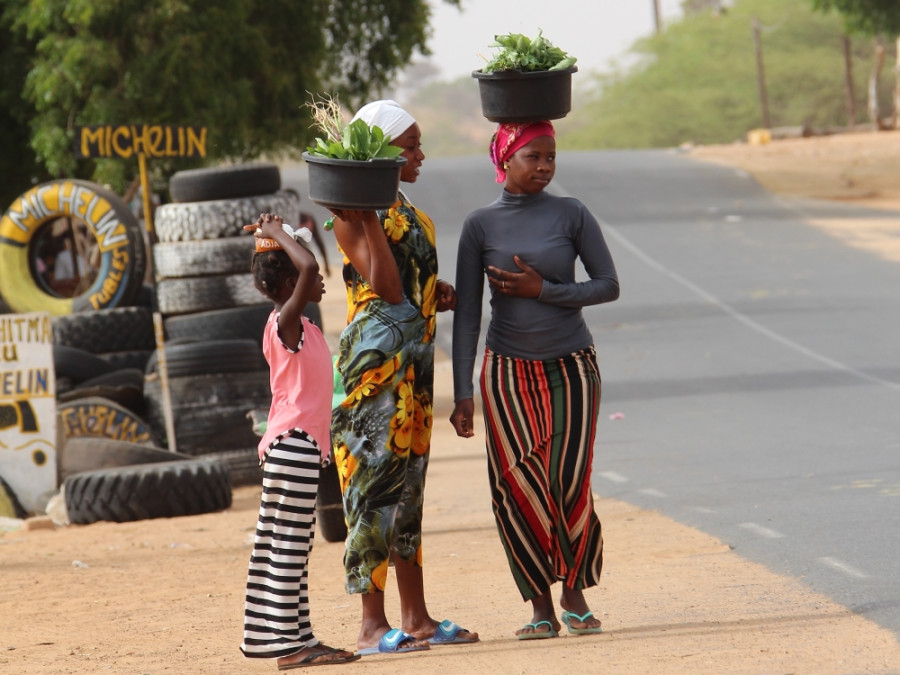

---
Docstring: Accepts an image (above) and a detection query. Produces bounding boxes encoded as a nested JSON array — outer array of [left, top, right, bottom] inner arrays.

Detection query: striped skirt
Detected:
[[241, 430, 320, 659], [480, 347, 604, 601]]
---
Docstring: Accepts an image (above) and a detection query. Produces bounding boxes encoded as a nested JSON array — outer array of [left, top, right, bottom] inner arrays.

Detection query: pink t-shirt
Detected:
[[258, 310, 333, 461]]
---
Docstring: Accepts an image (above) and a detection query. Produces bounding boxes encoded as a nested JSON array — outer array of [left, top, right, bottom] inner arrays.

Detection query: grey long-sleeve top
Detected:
[[452, 189, 620, 402]]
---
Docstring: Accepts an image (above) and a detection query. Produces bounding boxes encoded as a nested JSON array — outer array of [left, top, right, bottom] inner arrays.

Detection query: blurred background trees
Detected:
[[558, 0, 897, 151], [2, 0, 899, 212], [0, 0, 457, 209], [811, 0, 900, 127]]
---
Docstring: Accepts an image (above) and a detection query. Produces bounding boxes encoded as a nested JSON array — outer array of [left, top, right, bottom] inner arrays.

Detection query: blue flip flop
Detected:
[[428, 619, 479, 645], [516, 620, 559, 640], [357, 628, 430, 656], [560, 610, 603, 635]]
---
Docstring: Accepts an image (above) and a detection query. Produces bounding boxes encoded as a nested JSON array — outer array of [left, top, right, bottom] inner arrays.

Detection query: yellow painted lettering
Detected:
[[112, 126, 133, 158], [187, 127, 207, 158]]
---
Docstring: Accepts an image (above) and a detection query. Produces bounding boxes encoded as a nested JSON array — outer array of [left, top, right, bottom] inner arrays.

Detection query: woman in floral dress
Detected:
[[329, 100, 477, 655]]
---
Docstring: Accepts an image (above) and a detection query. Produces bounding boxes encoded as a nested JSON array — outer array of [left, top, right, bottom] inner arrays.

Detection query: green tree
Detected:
[[0, 7, 52, 210], [811, 0, 900, 127], [559, 0, 892, 150], [0, 0, 457, 209], [811, 0, 900, 34]]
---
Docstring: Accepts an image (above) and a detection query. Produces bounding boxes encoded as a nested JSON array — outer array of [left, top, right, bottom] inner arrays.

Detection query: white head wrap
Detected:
[[351, 99, 416, 143]]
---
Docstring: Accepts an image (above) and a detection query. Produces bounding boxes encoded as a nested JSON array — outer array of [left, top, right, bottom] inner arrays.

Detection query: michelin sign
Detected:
[[0, 313, 57, 516]]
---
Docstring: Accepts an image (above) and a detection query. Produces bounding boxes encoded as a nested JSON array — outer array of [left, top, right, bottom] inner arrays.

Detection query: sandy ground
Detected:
[[3, 131, 900, 674], [691, 129, 900, 263]]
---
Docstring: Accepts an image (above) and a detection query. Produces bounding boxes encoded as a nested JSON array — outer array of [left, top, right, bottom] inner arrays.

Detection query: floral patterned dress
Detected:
[[331, 192, 438, 594]]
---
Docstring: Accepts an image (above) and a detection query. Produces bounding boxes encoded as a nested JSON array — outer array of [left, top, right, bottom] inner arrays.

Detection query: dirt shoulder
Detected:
[[3, 134, 900, 673], [690, 129, 900, 263]]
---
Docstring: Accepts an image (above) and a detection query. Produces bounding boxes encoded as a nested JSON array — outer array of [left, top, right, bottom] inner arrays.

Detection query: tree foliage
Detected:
[[811, 0, 900, 36], [558, 0, 895, 150], [0, 0, 458, 208]]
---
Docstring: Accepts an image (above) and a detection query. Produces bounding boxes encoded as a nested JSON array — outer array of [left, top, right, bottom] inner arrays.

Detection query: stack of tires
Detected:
[[146, 163, 301, 486], [0, 178, 233, 524]]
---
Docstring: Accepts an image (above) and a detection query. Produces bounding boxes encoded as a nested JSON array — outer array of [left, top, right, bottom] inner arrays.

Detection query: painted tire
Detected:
[[0, 179, 147, 315], [57, 396, 157, 446]]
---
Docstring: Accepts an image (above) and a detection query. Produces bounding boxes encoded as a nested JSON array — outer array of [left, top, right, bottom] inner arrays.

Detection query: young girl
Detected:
[[239, 212, 359, 669]]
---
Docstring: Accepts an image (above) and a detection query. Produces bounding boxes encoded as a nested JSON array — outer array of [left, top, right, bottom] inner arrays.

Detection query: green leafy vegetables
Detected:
[[481, 30, 577, 74], [305, 95, 403, 161]]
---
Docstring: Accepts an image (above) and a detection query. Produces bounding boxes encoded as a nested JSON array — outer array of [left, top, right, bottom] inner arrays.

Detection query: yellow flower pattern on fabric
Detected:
[[334, 442, 357, 492], [389, 366, 416, 455], [422, 274, 437, 343], [332, 192, 440, 594], [343, 354, 401, 407], [414, 207, 436, 248], [348, 283, 379, 323], [411, 389, 433, 456], [371, 560, 389, 591], [384, 211, 411, 242]]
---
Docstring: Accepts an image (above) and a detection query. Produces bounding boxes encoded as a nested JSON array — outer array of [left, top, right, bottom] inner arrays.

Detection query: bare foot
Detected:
[[276, 643, 360, 669]]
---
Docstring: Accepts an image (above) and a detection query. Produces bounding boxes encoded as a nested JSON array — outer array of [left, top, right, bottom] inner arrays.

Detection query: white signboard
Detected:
[[0, 313, 57, 515]]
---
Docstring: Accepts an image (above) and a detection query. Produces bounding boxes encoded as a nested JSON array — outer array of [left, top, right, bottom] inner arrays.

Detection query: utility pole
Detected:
[[751, 17, 771, 129], [653, 0, 662, 34], [842, 35, 856, 128]]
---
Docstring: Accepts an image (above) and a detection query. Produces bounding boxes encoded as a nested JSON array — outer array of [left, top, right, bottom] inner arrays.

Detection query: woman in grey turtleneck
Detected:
[[450, 120, 619, 640]]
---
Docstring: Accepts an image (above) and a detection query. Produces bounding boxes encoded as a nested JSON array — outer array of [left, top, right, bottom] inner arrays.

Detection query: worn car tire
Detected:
[[53, 345, 117, 385], [152, 236, 254, 279], [164, 304, 271, 345], [144, 339, 265, 377], [60, 437, 190, 483], [143, 370, 270, 454], [316, 461, 347, 543], [168, 163, 281, 203], [200, 448, 262, 488], [52, 306, 156, 354], [156, 273, 265, 315], [64, 457, 232, 524], [96, 349, 154, 372], [153, 190, 300, 242], [57, 369, 145, 413]]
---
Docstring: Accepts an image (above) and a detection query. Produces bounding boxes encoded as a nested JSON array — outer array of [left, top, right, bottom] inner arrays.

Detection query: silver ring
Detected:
[[502, 281, 506, 289]]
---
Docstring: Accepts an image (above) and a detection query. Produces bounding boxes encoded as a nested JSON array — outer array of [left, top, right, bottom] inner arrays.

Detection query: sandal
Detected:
[[277, 644, 360, 669]]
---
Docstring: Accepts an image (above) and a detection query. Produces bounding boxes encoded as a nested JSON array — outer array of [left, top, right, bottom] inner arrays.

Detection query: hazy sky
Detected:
[[423, 0, 684, 79]]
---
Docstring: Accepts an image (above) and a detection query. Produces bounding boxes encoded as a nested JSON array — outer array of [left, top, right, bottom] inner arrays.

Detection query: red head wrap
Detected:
[[489, 120, 555, 183]]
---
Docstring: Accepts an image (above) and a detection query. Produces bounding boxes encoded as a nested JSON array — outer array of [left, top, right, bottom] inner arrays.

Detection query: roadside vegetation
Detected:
[[404, 0, 900, 155], [0, 0, 458, 210]]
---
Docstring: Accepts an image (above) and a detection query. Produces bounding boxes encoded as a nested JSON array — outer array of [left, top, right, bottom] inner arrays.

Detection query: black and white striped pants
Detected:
[[240, 430, 321, 659]]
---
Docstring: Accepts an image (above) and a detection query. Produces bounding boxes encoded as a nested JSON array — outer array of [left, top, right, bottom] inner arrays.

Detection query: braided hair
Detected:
[[250, 249, 298, 301]]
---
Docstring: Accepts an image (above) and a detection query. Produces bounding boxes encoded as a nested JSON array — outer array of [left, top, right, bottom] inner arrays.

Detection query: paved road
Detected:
[[284, 150, 900, 640]]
